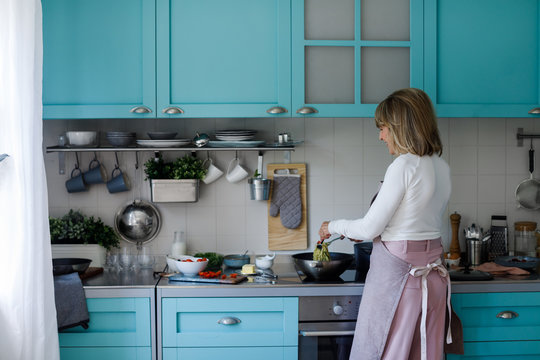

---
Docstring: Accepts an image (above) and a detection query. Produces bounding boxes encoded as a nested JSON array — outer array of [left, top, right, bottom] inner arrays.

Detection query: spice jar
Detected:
[[514, 221, 537, 257]]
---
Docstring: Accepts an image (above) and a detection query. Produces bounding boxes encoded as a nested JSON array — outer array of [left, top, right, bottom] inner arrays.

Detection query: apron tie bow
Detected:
[[409, 258, 452, 360]]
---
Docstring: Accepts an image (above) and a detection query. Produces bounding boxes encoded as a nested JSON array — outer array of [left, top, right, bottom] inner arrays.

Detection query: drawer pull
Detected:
[[162, 106, 184, 114], [130, 106, 152, 114], [496, 311, 518, 319], [528, 107, 540, 114], [296, 106, 318, 114], [266, 106, 288, 114], [217, 316, 241, 325]]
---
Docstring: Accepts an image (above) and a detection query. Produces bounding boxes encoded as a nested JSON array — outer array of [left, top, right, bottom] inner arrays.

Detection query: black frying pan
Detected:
[[52, 258, 91, 276]]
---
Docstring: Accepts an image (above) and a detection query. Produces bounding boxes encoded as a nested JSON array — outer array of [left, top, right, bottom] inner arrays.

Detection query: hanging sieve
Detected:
[[515, 141, 540, 210]]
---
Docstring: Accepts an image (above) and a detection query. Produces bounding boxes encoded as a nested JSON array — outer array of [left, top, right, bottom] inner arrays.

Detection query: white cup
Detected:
[[202, 158, 224, 184], [226, 158, 249, 183]]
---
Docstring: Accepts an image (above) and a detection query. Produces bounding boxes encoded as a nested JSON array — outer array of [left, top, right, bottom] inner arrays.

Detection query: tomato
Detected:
[[196, 258, 204, 262], [230, 273, 237, 278], [221, 274, 227, 279], [183, 259, 193, 262]]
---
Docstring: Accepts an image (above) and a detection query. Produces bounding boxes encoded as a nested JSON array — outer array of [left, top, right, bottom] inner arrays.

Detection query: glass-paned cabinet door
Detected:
[[292, 0, 423, 117]]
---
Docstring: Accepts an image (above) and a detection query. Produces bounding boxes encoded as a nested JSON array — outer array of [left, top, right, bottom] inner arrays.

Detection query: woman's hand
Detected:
[[318, 221, 332, 240]]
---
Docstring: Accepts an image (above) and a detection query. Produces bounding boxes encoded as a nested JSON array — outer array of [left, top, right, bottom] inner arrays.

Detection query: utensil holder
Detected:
[[248, 178, 271, 200], [467, 238, 488, 266]]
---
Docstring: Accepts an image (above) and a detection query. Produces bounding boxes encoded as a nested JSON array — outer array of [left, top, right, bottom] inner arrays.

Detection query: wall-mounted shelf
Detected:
[[46, 145, 297, 174]]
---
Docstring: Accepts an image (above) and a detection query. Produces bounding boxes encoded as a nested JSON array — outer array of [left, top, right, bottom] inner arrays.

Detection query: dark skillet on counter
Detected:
[[52, 258, 91, 276], [292, 252, 353, 280]]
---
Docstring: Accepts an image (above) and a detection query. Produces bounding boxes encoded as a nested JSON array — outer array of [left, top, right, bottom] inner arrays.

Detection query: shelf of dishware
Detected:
[[45, 144, 296, 153]]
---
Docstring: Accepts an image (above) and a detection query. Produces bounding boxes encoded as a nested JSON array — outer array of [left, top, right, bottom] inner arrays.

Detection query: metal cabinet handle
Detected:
[[130, 106, 152, 114], [496, 310, 518, 319], [162, 106, 184, 114], [217, 316, 241, 325], [266, 106, 288, 114], [529, 107, 540, 114], [300, 330, 355, 337], [296, 106, 318, 114]]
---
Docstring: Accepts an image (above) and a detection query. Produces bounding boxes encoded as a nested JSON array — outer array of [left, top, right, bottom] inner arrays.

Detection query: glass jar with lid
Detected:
[[514, 221, 537, 257]]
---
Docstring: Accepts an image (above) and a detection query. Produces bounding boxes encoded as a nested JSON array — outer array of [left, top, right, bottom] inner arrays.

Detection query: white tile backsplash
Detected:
[[44, 117, 540, 257]]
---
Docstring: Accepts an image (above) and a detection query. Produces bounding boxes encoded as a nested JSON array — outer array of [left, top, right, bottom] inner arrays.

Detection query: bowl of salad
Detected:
[[174, 255, 208, 276]]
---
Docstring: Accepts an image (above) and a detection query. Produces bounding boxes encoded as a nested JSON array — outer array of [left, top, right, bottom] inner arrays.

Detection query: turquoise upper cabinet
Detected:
[[156, 0, 291, 118], [42, 0, 156, 119], [424, 0, 540, 117], [291, 0, 423, 117]]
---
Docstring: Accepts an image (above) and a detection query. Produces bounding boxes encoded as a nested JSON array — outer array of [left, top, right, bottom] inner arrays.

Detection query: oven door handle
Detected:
[[299, 330, 356, 337]]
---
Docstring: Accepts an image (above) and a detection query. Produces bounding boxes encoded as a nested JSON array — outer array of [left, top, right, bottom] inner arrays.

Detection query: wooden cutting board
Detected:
[[168, 274, 247, 284], [267, 163, 307, 250]]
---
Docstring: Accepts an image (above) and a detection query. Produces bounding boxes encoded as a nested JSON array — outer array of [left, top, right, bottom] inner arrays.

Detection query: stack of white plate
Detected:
[[106, 132, 136, 146], [214, 129, 257, 141]]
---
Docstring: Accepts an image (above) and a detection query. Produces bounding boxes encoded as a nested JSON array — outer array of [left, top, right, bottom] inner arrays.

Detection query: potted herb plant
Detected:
[[49, 210, 120, 266], [144, 153, 207, 203]]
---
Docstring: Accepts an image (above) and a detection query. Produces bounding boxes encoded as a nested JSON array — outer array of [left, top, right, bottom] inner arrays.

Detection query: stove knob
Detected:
[[333, 304, 344, 315]]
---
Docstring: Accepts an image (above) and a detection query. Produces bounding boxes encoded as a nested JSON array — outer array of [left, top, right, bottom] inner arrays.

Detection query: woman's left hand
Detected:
[[319, 221, 332, 240]]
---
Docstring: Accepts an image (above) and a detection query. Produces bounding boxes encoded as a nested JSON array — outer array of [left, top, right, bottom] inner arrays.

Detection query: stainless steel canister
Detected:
[[467, 238, 486, 266]]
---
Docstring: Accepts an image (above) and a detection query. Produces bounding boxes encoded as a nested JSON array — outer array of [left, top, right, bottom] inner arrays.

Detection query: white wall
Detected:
[[43, 117, 540, 258]]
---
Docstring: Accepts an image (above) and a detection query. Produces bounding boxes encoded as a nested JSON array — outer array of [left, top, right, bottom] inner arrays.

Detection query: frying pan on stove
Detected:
[[292, 252, 353, 280], [515, 142, 540, 210]]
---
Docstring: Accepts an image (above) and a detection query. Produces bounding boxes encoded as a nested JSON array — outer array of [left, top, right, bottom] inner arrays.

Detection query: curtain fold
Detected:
[[0, 0, 60, 359]]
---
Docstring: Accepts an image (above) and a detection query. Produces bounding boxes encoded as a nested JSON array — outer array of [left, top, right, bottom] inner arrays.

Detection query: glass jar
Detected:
[[171, 231, 187, 257], [514, 221, 537, 257]]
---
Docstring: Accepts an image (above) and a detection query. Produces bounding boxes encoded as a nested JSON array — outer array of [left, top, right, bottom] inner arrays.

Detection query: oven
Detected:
[[298, 295, 361, 360]]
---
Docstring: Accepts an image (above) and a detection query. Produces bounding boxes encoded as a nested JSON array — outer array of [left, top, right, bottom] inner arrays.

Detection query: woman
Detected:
[[319, 88, 454, 360]]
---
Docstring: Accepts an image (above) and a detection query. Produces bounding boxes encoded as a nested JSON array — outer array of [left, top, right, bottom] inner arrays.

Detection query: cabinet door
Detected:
[[60, 347, 151, 360], [42, 0, 156, 119], [156, 0, 291, 118], [446, 341, 540, 360], [163, 346, 297, 360], [59, 298, 151, 347], [424, 0, 540, 117], [291, 0, 423, 117]]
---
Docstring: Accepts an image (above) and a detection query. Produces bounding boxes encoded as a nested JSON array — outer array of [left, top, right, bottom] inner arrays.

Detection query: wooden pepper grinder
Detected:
[[450, 212, 461, 259]]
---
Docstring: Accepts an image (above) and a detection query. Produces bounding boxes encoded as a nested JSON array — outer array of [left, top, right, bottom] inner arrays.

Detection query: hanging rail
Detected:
[[517, 128, 540, 147]]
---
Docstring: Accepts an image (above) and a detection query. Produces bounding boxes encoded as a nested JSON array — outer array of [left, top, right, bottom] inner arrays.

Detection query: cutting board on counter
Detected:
[[168, 274, 247, 284], [267, 163, 307, 250]]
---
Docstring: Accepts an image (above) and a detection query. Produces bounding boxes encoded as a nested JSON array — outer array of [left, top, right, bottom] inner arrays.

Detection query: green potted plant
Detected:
[[144, 153, 207, 203], [50, 210, 120, 266]]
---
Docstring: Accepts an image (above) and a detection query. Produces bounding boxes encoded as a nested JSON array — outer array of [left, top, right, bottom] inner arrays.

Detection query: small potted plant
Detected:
[[144, 153, 207, 203], [248, 169, 272, 201], [49, 210, 120, 266]]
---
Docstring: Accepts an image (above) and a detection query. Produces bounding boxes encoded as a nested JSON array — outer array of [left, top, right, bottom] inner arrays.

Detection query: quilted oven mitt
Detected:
[[269, 174, 302, 229]]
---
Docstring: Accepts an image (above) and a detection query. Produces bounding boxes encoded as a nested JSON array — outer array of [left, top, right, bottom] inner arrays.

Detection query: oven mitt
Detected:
[[269, 174, 302, 229]]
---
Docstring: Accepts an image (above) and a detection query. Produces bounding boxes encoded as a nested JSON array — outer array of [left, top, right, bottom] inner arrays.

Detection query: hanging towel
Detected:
[[53, 272, 89, 331], [269, 174, 302, 229]]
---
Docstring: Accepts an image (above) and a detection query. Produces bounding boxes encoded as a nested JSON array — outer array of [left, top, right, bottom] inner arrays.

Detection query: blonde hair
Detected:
[[375, 88, 442, 156]]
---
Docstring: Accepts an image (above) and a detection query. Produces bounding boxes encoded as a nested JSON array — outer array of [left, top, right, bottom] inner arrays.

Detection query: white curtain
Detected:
[[0, 0, 60, 359]]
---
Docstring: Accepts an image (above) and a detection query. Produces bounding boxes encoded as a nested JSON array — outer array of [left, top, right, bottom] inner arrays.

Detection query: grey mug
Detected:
[[106, 167, 130, 193], [83, 158, 107, 184], [65, 167, 88, 193]]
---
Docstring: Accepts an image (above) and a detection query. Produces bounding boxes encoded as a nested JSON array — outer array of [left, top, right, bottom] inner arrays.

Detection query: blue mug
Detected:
[[83, 159, 107, 184], [65, 167, 88, 193], [106, 167, 130, 193]]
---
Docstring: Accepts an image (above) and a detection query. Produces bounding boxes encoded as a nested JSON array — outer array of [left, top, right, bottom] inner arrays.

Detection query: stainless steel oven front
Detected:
[[298, 295, 361, 360]]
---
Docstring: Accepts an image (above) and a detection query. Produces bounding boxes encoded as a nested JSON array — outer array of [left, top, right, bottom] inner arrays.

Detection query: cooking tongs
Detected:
[[317, 235, 345, 248]]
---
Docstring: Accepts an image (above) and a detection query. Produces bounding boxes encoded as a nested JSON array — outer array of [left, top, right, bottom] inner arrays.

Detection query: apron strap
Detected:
[[409, 258, 452, 360]]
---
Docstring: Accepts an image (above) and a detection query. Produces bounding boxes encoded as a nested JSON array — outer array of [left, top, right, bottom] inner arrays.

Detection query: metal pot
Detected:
[[52, 258, 91, 276], [292, 252, 353, 280], [114, 199, 161, 246]]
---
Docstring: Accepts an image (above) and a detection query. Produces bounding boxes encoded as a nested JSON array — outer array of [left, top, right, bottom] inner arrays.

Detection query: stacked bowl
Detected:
[[106, 131, 136, 146]]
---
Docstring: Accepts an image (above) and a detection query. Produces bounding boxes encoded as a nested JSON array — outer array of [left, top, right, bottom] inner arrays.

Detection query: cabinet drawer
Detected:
[[452, 292, 540, 342], [446, 340, 540, 359], [59, 298, 151, 347], [60, 346, 151, 360], [163, 346, 297, 360], [162, 297, 298, 348]]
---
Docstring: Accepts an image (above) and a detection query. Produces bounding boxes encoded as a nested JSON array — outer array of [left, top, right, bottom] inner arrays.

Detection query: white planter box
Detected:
[[51, 244, 106, 267], [150, 179, 200, 203]]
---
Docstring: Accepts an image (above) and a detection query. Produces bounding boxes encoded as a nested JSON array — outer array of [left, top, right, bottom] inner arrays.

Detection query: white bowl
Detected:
[[166, 256, 179, 272], [255, 256, 274, 270], [174, 255, 208, 276], [66, 131, 98, 146]]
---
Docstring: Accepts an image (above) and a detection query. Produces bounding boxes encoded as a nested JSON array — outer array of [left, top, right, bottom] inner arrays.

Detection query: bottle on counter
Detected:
[[171, 231, 187, 257]]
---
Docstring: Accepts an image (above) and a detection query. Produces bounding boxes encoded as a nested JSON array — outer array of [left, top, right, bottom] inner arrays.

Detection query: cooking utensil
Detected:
[[515, 141, 540, 210], [292, 252, 353, 280], [193, 132, 210, 147], [52, 258, 92, 276], [319, 235, 345, 247], [114, 199, 161, 246], [449, 264, 493, 281]]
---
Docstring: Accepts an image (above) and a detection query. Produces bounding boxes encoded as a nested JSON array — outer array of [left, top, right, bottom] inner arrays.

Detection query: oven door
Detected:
[[298, 321, 356, 360]]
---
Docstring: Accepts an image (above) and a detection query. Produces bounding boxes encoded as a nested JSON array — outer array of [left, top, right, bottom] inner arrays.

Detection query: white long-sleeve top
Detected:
[[329, 153, 451, 242]]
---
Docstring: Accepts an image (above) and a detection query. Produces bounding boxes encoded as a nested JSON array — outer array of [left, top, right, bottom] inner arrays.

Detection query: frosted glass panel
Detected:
[[305, 0, 354, 40], [361, 47, 409, 104], [361, 0, 409, 41], [305, 46, 355, 104]]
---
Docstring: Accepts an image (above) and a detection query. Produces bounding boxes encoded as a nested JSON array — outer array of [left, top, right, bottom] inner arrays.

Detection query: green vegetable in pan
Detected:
[[313, 242, 331, 261]]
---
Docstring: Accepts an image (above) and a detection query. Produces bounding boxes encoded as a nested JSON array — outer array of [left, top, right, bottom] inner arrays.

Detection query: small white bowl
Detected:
[[66, 131, 98, 146], [445, 257, 461, 268], [174, 255, 208, 276], [255, 255, 274, 270]]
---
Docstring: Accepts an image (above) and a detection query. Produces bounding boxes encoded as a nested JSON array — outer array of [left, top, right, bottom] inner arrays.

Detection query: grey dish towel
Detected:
[[53, 272, 90, 331], [269, 174, 302, 229]]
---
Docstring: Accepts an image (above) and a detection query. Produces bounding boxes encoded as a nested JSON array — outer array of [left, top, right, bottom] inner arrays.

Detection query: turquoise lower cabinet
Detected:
[[59, 297, 152, 359], [447, 292, 540, 359], [162, 297, 298, 359], [163, 346, 297, 359]]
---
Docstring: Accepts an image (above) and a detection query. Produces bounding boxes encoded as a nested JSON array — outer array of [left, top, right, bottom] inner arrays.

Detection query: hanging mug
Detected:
[[202, 158, 223, 184], [106, 166, 130, 193], [83, 157, 107, 184], [65, 166, 88, 193], [226, 157, 248, 183]]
